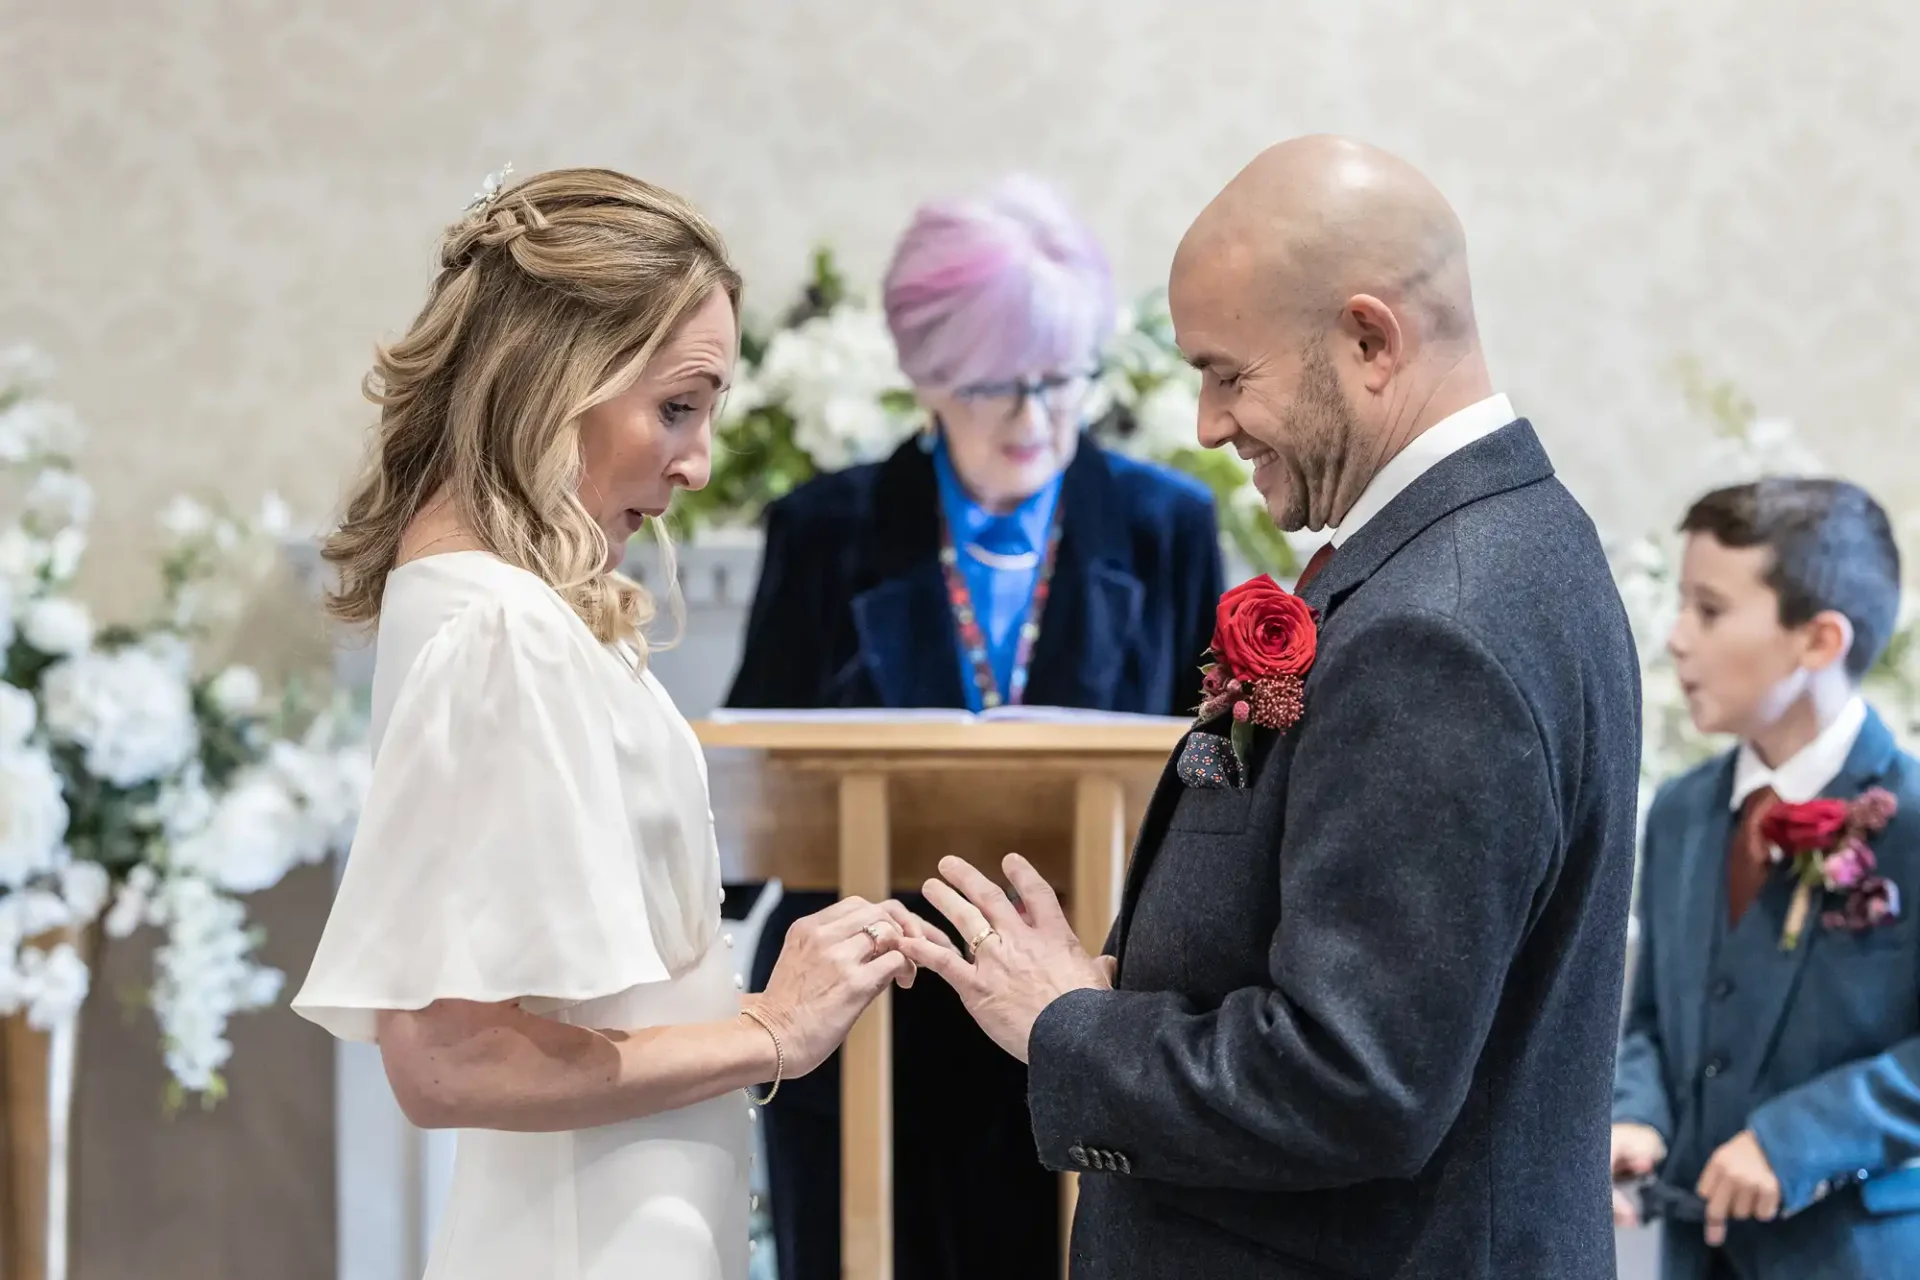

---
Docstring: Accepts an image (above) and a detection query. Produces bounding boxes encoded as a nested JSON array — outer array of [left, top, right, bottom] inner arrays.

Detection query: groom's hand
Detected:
[[898, 853, 1112, 1063]]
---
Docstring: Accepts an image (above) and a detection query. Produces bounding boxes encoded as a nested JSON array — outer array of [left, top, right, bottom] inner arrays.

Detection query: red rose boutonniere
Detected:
[[1761, 787, 1901, 950], [1196, 576, 1319, 774]]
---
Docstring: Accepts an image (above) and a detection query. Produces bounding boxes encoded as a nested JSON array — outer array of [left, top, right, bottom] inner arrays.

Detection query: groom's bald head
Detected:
[[1169, 136, 1492, 533], [1177, 135, 1476, 347]]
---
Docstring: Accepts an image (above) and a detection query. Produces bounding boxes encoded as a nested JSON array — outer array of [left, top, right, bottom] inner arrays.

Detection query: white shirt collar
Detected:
[[1329, 393, 1516, 548], [1729, 695, 1869, 810]]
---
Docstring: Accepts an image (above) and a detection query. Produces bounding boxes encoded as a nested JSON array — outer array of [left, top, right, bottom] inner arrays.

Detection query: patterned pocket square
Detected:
[[1176, 731, 1242, 790]]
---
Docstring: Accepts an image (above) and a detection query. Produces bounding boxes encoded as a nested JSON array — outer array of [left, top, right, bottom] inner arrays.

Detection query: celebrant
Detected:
[[724, 175, 1224, 1280]]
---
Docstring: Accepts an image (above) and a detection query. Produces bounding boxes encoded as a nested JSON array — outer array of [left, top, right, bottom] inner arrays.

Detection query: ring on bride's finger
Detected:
[[863, 921, 889, 960], [966, 925, 997, 958]]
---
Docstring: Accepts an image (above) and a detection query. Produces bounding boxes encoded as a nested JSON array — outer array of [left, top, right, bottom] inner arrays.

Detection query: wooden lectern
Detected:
[[694, 716, 1185, 1280]]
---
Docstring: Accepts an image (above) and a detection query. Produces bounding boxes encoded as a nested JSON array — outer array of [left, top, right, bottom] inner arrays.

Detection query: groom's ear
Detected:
[[1337, 294, 1402, 391]]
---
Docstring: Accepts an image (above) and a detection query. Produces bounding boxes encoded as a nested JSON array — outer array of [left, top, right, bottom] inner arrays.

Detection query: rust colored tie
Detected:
[[1295, 542, 1336, 593], [1727, 785, 1779, 926]]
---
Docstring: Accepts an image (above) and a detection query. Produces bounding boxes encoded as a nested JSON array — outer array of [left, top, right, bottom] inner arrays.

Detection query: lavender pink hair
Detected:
[[882, 175, 1116, 390]]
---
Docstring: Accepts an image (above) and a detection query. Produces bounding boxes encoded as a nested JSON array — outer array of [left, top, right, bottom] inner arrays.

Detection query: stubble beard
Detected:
[[1261, 343, 1362, 533]]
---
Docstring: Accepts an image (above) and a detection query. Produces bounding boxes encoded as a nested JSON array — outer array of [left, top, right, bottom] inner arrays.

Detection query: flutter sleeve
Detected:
[[291, 594, 669, 1042]]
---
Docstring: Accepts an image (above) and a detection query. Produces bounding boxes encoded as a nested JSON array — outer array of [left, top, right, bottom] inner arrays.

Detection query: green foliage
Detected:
[[1672, 357, 1758, 439], [666, 403, 818, 540]]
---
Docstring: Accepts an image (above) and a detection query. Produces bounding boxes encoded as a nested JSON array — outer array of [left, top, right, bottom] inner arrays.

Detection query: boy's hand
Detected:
[[1697, 1129, 1781, 1246], [1610, 1122, 1668, 1227]]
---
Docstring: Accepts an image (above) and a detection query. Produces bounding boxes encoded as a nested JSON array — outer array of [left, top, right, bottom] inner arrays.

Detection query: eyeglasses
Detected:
[[949, 369, 1101, 425]]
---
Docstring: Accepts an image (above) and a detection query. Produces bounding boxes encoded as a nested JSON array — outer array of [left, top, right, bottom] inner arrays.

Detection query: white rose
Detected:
[[255, 493, 292, 538], [169, 769, 302, 894], [0, 344, 54, 390], [0, 526, 46, 594], [0, 742, 69, 889], [40, 645, 199, 788], [23, 941, 91, 1029], [207, 665, 263, 717], [0, 403, 43, 464], [1128, 381, 1202, 458], [266, 737, 370, 863], [143, 632, 194, 678], [0, 950, 23, 1017], [45, 527, 85, 584], [243, 965, 285, 1008], [159, 496, 213, 540], [800, 394, 899, 472], [24, 469, 93, 532], [11, 888, 73, 938], [0, 401, 83, 463], [149, 763, 217, 842], [718, 368, 768, 424], [58, 859, 110, 922], [759, 307, 913, 469], [0, 684, 33, 749], [104, 865, 158, 939], [21, 596, 93, 657]]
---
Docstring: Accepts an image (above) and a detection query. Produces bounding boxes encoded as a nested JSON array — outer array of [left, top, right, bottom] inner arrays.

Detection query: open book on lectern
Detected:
[[704, 706, 1189, 728]]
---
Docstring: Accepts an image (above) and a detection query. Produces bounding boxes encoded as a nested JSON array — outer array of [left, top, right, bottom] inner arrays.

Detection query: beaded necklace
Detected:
[[934, 502, 1065, 710]]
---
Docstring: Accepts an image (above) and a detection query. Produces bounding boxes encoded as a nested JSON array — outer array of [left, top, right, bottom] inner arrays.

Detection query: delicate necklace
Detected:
[[963, 543, 1040, 572], [397, 529, 479, 563]]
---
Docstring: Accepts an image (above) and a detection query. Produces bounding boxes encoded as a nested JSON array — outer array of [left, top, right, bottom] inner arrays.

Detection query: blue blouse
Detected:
[[932, 439, 1063, 711]]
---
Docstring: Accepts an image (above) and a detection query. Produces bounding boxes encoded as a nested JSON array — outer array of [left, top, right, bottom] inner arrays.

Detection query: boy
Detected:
[[1613, 478, 1920, 1279]]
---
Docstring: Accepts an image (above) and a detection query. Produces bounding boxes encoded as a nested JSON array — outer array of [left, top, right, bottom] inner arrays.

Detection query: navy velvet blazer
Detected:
[[1616, 708, 1920, 1280], [725, 435, 1223, 717]]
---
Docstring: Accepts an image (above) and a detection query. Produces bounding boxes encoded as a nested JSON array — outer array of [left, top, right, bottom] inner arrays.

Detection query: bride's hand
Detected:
[[749, 897, 948, 1076]]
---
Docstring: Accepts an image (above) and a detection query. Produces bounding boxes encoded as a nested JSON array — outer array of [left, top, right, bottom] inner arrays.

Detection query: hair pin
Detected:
[[465, 162, 515, 215]]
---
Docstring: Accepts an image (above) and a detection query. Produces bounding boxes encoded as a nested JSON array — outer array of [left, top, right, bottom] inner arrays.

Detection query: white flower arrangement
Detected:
[[0, 346, 369, 1104]]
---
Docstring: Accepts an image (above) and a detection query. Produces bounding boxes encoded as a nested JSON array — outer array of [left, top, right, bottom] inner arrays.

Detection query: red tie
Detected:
[[1295, 542, 1336, 593], [1728, 786, 1779, 926]]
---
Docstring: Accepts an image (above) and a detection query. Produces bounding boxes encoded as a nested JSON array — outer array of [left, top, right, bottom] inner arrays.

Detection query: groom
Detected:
[[901, 136, 1642, 1279]]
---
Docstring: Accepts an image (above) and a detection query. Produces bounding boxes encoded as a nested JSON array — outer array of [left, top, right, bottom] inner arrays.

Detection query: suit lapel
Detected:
[[847, 441, 968, 708], [1123, 423, 1555, 961], [1748, 710, 1901, 1076], [1025, 442, 1145, 709], [1299, 420, 1554, 622]]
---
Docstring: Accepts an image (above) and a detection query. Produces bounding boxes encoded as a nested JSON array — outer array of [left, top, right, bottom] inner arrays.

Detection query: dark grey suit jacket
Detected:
[[1027, 422, 1642, 1279]]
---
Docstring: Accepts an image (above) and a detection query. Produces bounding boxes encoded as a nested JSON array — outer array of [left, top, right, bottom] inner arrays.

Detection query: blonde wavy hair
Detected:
[[324, 167, 742, 648]]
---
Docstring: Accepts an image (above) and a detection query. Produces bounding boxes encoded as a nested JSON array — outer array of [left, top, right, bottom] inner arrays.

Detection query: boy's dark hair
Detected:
[[1681, 478, 1903, 679]]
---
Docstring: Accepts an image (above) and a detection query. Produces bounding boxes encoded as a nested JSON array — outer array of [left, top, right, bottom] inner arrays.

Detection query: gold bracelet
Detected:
[[741, 1005, 784, 1106]]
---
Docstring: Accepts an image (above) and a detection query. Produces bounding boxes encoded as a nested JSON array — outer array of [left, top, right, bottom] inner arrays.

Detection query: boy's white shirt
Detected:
[[1730, 694, 1869, 810]]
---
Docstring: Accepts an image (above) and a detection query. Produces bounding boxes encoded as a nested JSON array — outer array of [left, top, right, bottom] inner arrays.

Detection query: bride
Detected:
[[292, 167, 934, 1279]]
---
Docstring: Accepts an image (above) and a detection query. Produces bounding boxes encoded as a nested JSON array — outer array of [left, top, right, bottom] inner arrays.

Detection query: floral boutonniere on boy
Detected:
[[1762, 786, 1902, 950], [1185, 577, 1319, 786]]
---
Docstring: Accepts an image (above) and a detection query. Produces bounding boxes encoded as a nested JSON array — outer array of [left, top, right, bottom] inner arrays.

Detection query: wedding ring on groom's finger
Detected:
[[862, 922, 890, 961], [966, 925, 998, 959]]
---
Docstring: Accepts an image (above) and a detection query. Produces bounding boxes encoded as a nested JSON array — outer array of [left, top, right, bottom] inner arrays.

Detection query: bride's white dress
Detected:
[[292, 551, 750, 1280]]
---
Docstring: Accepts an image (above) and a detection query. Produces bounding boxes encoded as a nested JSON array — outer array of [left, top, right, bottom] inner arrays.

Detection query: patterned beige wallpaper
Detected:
[[4, 0, 1919, 623]]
